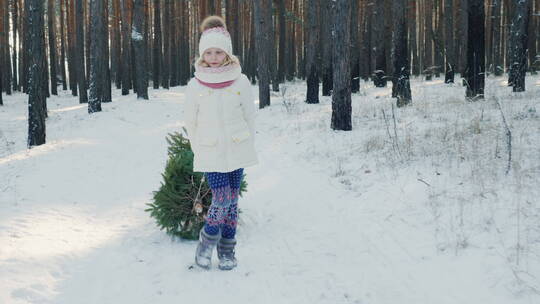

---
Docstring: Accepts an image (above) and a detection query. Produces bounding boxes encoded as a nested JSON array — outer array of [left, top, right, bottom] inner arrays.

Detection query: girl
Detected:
[[183, 16, 258, 270]]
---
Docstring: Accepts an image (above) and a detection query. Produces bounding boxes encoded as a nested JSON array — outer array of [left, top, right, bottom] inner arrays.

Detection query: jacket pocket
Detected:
[[195, 126, 218, 146], [232, 130, 251, 143], [229, 120, 251, 143]]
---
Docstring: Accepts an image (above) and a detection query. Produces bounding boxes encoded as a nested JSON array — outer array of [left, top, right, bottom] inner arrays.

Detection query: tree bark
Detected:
[[12, 0, 19, 91], [121, 0, 132, 94], [27, 0, 47, 147], [350, 0, 359, 93], [133, 0, 149, 99], [305, 0, 319, 104], [253, 0, 271, 108], [75, 0, 88, 103], [152, 0, 161, 89], [48, 0, 58, 95], [465, 0, 485, 100], [59, 0, 68, 90], [444, 0, 455, 83], [392, 0, 412, 107], [372, 0, 386, 86], [509, 0, 530, 92], [331, 0, 351, 131], [162, 0, 170, 89], [491, 0, 503, 75], [321, 0, 333, 95], [89, 0, 103, 113]]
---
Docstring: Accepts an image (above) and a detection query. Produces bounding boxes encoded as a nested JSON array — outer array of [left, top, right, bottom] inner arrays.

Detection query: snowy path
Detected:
[[0, 87, 536, 304]]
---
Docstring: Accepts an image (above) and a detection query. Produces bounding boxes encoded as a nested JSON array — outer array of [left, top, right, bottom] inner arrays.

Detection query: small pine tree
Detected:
[[146, 130, 247, 240]]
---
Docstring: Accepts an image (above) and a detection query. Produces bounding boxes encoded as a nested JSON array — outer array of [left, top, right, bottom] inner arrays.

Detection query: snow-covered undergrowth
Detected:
[[0, 74, 539, 303], [261, 75, 540, 293]]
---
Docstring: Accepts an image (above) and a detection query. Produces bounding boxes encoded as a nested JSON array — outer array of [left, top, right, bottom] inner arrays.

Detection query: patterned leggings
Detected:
[[204, 168, 244, 239]]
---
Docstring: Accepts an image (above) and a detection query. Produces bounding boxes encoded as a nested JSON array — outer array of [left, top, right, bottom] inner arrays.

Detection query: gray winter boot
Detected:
[[217, 237, 238, 270], [195, 229, 220, 269]]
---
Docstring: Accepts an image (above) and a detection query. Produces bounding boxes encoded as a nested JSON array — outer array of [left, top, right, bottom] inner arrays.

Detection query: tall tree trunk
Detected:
[[424, 0, 434, 80], [85, 0, 91, 83], [68, 0, 77, 95], [509, 0, 530, 92], [89, 0, 103, 113], [27, 0, 47, 147], [75, 0, 88, 103], [277, 0, 286, 82], [491, 0, 503, 75], [253, 0, 271, 108], [392, 0, 412, 107], [162, 0, 170, 89], [1, 0, 12, 95], [372, 0, 386, 86], [152, 0, 161, 89], [359, 0, 371, 80], [48, 0, 58, 95], [102, 1, 111, 102], [133, 0, 149, 99], [121, 0, 132, 94], [465, 0, 485, 100], [409, 0, 419, 76], [350, 0, 359, 93], [305, 0, 319, 104], [331, 0, 351, 131], [526, 0, 536, 73], [458, 0, 469, 79], [12, 0, 19, 91], [112, 0, 121, 89], [444, 0, 455, 83], [321, 0, 333, 95], [59, 0, 68, 90]]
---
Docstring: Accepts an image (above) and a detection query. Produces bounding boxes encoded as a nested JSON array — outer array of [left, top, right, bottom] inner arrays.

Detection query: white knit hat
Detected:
[[198, 27, 233, 57]]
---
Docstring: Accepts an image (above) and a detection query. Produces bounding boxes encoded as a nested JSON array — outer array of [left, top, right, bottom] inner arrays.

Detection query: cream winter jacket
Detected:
[[183, 74, 259, 173]]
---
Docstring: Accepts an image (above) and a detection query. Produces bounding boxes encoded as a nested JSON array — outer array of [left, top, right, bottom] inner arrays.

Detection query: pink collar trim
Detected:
[[196, 78, 236, 89]]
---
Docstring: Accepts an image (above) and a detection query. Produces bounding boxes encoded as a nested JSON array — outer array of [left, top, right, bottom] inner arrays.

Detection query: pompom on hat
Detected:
[[198, 16, 233, 58]]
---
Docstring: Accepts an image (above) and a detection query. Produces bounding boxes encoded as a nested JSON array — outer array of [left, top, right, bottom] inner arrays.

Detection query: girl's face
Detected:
[[203, 48, 227, 67]]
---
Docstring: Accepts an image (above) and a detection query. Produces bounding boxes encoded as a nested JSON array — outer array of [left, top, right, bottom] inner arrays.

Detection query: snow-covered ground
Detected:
[[1, 75, 539, 304]]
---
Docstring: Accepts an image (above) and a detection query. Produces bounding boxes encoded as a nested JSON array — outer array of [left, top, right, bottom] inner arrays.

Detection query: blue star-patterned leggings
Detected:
[[203, 168, 244, 239]]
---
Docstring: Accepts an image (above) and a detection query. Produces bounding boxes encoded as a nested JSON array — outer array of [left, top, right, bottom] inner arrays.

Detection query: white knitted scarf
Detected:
[[194, 59, 242, 84]]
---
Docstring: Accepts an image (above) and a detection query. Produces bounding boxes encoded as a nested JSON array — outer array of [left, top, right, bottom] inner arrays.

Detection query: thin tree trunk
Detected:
[[372, 0, 386, 86], [509, 0, 530, 92], [331, 0, 351, 131], [27, 0, 47, 147], [75, 0, 88, 103], [492, 0, 503, 75], [152, 0, 161, 89], [392, 0, 412, 107], [133, 0, 149, 99], [12, 0, 19, 91], [68, 0, 77, 95], [48, 0, 58, 95], [444, 0, 455, 83], [321, 0, 333, 95], [409, 0, 419, 76], [2, 0, 12, 95], [112, 0, 121, 89], [102, 1, 111, 102], [89, 0, 103, 113], [253, 0, 271, 108], [424, 0, 434, 80], [59, 0, 68, 90], [305, 0, 319, 104], [121, 0, 132, 94], [465, 0, 485, 99], [162, 0, 170, 89], [350, 0, 359, 93]]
